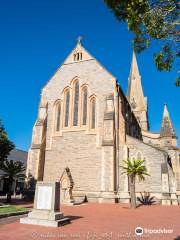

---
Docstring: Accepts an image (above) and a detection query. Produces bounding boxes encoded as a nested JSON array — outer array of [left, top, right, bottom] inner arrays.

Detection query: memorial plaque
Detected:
[[37, 185, 52, 210], [104, 121, 113, 139], [162, 174, 169, 193]]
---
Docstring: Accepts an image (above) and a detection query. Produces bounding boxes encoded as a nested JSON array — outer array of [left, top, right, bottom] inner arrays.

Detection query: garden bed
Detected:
[[0, 206, 29, 219]]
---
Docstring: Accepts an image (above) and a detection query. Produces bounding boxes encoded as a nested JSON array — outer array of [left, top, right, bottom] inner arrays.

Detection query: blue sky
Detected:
[[0, 0, 179, 151]]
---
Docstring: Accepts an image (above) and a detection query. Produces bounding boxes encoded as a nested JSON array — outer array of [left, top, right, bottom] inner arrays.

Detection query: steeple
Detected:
[[127, 50, 149, 131], [128, 50, 140, 85], [160, 104, 176, 138], [77, 36, 83, 46]]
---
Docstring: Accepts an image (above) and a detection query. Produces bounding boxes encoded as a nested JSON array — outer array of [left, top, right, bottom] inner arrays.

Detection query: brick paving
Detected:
[[0, 203, 179, 240]]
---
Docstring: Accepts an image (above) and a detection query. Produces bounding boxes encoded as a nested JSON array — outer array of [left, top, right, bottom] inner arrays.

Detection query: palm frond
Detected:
[[0, 159, 25, 179], [122, 158, 150, 180]]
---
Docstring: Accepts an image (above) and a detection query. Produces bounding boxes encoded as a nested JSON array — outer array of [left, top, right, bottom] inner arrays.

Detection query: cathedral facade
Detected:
[[26, 40, 180, 205]]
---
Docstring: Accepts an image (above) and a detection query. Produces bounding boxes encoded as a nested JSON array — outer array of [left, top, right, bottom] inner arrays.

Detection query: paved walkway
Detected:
[[0, 203, 179, 240]]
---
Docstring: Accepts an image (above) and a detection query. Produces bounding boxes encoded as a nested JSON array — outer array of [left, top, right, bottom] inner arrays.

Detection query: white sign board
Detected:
[[37, 186, 52, 210], [162, 174, 169, 193]]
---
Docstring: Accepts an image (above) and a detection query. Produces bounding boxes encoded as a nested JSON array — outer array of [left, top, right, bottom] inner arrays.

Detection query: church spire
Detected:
[[129, 50, 140, 83], [127, 50, 144, 103], [160, 104, 176, 138], [127, 50, 149, 131]]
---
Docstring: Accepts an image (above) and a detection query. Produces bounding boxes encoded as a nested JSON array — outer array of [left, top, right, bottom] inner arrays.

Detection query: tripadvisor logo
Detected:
[[135, 227, 143, 236]]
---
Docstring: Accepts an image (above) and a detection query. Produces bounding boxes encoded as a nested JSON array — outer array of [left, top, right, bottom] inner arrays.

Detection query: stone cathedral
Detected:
[[26, 40, 180, 205]]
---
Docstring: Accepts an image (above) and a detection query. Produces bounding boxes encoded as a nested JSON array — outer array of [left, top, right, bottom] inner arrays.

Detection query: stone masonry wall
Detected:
[[126, 135, 167, 193], [44, 131, 102, 191], [42, 57, 117, 197]]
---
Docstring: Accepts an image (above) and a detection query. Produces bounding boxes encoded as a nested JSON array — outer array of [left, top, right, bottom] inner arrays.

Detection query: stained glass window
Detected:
[[137, 152, 143, 160], [64, 90, 70, 127], [56, 103, 61, 131], [82, 88, 87, 125], [73, 81, 79, 126], [91, 98, 96, 129]]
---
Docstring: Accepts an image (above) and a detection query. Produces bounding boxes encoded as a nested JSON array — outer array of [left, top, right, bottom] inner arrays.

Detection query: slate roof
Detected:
[[7, 149, 28, 166]]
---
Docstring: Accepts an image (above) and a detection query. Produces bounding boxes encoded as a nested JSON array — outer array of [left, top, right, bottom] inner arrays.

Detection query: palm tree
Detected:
[[0, 160, 26, 203], [122, 159, 149, 209]]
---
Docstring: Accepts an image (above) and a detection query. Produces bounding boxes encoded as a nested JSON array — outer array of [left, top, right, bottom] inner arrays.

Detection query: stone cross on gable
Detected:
[[77, 36, 83, 45]]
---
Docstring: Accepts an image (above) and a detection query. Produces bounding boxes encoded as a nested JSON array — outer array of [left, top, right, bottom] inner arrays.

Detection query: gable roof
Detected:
[[43, 40, 116, 90], [8, 149, 28, 166]]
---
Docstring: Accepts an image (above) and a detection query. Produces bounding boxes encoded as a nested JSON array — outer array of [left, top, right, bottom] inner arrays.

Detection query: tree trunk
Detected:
[[6, 192, 11, 203], [129, 174, 136, 208], [6, 178, 13, 203]]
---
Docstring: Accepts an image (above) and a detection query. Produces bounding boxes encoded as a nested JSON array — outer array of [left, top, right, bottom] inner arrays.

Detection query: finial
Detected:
[[77, 36, 83, 45]]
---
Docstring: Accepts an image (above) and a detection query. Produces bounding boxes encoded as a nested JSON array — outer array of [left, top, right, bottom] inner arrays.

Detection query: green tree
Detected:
[[0, 120, 15, 164], [0, 160, 26, 203], [104, 0, 180, 85], [122, 159, 149, 208]]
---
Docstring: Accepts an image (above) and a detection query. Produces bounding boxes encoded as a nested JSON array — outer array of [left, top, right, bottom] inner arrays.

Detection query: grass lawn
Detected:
[[0, 206, 27, 214]]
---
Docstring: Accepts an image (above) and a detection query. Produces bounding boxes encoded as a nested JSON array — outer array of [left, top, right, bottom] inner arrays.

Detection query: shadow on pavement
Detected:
[[65, 215, 83, 221]]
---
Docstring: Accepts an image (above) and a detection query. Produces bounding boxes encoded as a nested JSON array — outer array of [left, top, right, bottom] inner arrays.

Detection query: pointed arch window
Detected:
[[55, 102, 61, 131], [82, 87, 88, 125], [73, 81, 79, 126], [136, 152, 142, 160], [136, 152, 146, 166], [64, 90, 70, 127], [73, 54, 76, 61], [74, 52, 82, 61], [90, 98, 96, 130]]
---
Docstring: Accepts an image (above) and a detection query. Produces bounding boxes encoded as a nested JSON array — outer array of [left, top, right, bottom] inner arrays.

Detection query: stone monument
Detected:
[[20, 181, 70, 227]]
